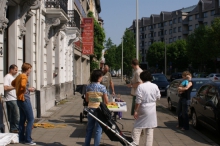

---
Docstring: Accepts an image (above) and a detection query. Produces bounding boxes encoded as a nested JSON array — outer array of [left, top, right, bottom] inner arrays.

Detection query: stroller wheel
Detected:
[[80, 112, 83, 123]]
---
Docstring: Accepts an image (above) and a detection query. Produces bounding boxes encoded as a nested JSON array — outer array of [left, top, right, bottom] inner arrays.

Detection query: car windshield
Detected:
[[152, 75, 167, 82], [192, 80, 209, 92], [215, 74, 220, 77]]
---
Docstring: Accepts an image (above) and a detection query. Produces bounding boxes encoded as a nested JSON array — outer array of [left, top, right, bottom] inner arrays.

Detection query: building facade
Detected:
[[130, 0, 220, 68], [0, 0, 102, 132]]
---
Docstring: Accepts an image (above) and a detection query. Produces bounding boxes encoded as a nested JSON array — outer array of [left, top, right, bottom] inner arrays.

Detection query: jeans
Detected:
[[6, 100, 20, 132], [84, 108, 102, 146], [177, 98, 189, 130], [17, 99, 34, 143], [132, 128, 154, 146]]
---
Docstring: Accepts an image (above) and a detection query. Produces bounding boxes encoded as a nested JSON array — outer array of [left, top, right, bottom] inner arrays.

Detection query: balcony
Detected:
[[182, 30, 189, 35], [44, 0, 69, 22], [67, 10, 75, 27], [198, 17, 204, 22], [182, 20, 189, 25]]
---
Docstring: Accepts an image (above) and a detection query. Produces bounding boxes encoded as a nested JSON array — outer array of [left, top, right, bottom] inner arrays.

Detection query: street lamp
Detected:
[[136, 0, 139, 60], [121, 37, 123, 82], [164, 39, 167, 76]]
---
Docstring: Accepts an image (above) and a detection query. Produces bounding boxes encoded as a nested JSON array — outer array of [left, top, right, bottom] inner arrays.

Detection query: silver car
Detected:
[[206, 73, 220, 81]]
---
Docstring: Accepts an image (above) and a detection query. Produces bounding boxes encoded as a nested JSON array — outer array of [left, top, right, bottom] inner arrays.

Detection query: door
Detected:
[[194, 85, 210, 122], [203, 86, 218, 130], [169, 80, 181, 107]]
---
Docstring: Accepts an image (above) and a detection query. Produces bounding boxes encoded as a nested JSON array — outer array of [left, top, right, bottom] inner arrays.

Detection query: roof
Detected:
[[181, 5, 197, 13]]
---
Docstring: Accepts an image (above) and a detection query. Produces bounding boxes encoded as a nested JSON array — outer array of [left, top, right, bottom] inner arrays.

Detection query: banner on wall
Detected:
[[82, 18, 94, 55]]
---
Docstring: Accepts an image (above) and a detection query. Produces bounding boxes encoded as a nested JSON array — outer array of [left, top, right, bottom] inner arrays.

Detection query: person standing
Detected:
[[84, 70, 108, 146], [12, 63, 36, 145], [101, 65, 115, 96], [3, 64, 19, 133], [127, 59, 143, 115], [177, 71, 193, 130], [132, 70, 161, 146]]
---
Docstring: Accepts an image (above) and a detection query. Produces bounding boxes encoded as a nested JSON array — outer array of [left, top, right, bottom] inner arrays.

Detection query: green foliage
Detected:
[[167, 39, 188, 70], [211, 18, 220, 54], [87, 11, 105, 69], [146, 42, 165, 69], [104, 38, 117, 69], [90, 60, 99, 71], [122, 29, 136, 77]]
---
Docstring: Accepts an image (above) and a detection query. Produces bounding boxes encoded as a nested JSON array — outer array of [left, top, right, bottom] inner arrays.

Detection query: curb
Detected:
[[157, 103, 219, 146]]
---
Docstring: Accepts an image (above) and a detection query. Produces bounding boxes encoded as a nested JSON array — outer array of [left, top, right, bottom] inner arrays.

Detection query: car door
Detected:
[[203, 86, 219, 130], [169, 80, 181, 107], [193, 85, 210, 122]]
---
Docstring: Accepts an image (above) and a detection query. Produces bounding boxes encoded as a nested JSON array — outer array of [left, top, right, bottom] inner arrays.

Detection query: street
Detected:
[[9, 77, 219, 146]]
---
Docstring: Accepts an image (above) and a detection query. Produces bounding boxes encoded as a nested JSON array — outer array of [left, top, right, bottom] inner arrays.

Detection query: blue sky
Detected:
[[100, 0, 199, 46]]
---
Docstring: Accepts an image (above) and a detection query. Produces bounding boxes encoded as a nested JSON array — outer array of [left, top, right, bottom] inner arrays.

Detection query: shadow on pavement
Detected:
[[36, 142, 66, 146]]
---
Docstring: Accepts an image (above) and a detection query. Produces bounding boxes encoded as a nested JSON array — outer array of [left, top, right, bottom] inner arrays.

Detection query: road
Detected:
[[158, 96, 220, 145]]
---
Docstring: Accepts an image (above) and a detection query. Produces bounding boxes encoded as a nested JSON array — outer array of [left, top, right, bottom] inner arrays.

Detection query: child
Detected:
[[178, 74, 192, 94], [113, 95, 123, 119]]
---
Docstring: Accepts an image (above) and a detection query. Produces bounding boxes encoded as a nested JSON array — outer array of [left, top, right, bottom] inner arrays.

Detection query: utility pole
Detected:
[[165, 39, 167, 76]]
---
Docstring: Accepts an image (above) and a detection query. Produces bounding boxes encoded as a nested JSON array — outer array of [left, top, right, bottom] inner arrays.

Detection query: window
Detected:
[[154, 24, 156, 28], [173, 18, 177, 24], [158, 31, 161, 36], [169, 38, 172, 43], [197, 85, 210, 100], [142, 41, 144, 47], [145, 34, 147, 38], [178, 17, 182, 23], [204, 22, 208, 25], [148, 33, 151, 37], [195, 14, 199, 19], [178, 26, 182, 32], [148, 26, 152, 30], [154, 32, 156, 37], [189, 16, 193, 21], [164, 30, 167, 35], [211, 10, 215, 16], [148, 41, 152, 46], [189, 25, 193, 31], [169, 20, 172, 25], [178, 36, 181, 39], [169, 29, 172, 34], [203, 12, 208, 18], [173, 37, 176, 41], [158, 23, 161, 28], [164, 21, 167, 26], [173, 27, 176, 33], [195, 24, 199, 29]]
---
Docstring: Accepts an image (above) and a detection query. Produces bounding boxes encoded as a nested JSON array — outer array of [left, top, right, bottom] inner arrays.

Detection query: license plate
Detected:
[[160, 90, 165, 92]]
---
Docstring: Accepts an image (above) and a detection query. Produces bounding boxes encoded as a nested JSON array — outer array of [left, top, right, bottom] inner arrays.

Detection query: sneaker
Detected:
[[25, 141, 36, 145]]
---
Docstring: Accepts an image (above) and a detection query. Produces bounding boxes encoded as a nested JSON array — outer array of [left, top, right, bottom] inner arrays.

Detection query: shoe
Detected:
[[25, 141, 36, 145]]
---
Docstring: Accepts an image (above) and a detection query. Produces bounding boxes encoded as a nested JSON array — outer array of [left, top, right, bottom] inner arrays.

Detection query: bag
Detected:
[[130, 96, 136, 115]]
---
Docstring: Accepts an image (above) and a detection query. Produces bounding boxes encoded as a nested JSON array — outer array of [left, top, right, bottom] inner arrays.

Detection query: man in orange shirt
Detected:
[[12, 63, 36, 145]]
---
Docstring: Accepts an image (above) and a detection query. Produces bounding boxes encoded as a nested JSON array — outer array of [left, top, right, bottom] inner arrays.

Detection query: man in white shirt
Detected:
[[4, 64, 19, 133]]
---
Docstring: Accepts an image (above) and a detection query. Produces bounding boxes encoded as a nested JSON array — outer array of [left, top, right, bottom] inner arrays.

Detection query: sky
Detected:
[[100, 0, 199, 46]]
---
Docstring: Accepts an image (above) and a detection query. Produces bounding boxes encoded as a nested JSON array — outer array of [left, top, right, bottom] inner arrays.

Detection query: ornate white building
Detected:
[[0, 0, 102, 132]]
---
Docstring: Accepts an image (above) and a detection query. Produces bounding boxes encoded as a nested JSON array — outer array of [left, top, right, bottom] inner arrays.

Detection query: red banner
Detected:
[[82, 18, 94, 55]]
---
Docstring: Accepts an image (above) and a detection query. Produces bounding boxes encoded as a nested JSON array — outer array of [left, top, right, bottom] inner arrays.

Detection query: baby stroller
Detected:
[[84, 102, 137, 146], [75, 84, 88, 123]]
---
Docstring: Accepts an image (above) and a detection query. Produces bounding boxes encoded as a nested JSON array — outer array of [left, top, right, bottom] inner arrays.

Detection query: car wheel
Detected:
[[168, 98, 174, 111], [191, 110, 199, 128]]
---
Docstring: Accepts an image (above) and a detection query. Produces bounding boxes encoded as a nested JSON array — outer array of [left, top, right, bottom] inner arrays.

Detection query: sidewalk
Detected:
[[9, 78, 218, 146]]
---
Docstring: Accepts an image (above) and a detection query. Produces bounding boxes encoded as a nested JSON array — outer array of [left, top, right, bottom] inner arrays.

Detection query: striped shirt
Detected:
[[86, 82, 107, 108]]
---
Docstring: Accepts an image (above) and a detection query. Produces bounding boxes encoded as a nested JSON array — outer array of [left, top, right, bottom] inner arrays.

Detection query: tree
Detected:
[[167, 39, 188, 71], [211, 18, 220, 56], [146, 42, 165, 70], [121, 29, 136, 77], [87, 11, 105, 71], [186, 25, 215, 70], [104, 38, 116, 69]]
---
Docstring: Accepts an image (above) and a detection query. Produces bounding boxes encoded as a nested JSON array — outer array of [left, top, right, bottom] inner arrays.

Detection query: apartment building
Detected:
[[0, 0, 102, 132], [130, 0, 220, 68]]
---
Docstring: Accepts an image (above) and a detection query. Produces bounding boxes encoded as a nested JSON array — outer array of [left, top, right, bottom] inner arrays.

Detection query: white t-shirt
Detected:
[[4, 74, 17, 101]]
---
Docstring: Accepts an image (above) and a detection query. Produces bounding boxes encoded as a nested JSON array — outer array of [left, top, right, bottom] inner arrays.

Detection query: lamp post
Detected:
[[121, 37, 123, 82], [165, 39, 167, 76], [136, 0, 139, 60]]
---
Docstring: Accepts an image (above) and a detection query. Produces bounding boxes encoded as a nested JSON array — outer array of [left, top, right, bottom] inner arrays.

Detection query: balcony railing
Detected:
[[45, 0, 68, 14], [67, 10, 75, 27]]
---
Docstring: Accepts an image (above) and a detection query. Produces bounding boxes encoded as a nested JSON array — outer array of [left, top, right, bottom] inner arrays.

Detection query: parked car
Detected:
[[191, 81, 220, 133], [206, 73, 220, 81], [111, 71, 116, 77], [194, 72, 209, 78], [170, 72, 182, 82], [152, 73, 169, 96], [167, 78, 211, 113]]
